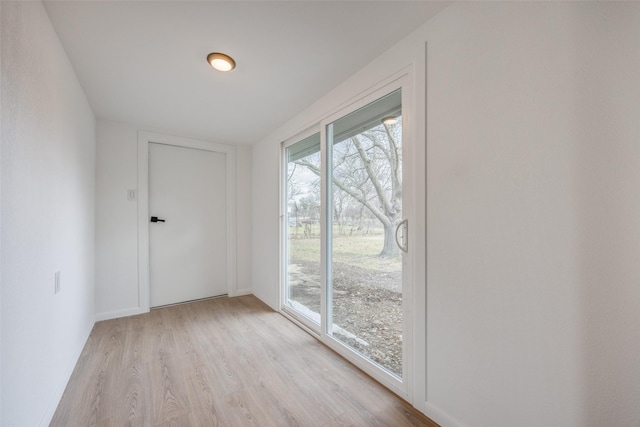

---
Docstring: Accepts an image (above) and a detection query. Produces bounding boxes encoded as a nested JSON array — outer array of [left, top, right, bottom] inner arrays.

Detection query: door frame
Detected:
[[320, 75, 414, 399], [279, 68, 414, 400], [137, 131, 237, 311]]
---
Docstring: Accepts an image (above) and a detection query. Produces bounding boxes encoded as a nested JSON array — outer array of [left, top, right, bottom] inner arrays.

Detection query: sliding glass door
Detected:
[[283, 132, 322, 328], [326, 89, 404, 378], [282, 83, 408, 392]]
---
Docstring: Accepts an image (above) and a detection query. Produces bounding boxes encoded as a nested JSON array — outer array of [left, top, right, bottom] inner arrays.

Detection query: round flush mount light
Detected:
[[382, 116, 397, 125], [207, 52, 236, 72]]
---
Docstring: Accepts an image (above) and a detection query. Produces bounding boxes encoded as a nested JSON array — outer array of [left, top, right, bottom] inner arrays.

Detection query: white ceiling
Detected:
[[44, 1, 448, 145]]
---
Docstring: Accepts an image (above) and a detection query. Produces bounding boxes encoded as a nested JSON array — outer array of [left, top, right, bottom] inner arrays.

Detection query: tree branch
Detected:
[[295, 159, 391, 227], [351, 135, 394, 217]]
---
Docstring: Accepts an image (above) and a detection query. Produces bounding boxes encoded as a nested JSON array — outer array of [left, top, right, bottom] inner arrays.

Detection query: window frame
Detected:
[[280, 126, 323, 335], [279, 69, 414, 399]]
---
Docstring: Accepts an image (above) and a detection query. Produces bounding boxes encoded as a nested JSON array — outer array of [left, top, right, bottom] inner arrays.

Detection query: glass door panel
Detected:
[[284, 133, 322, 326], [326, 90, 404, 378]]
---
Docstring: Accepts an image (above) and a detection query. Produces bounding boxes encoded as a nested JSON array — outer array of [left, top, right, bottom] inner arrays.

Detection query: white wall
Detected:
[[95, 119, 252, 319], [95, 121, 139, 317], [0, 2, 3, 421], [570, 5, 640, 424], [0, 2, 96, 425], [251, 137, 281, 308], [252, 2, 640, 426], [235, 145, 253, 291]]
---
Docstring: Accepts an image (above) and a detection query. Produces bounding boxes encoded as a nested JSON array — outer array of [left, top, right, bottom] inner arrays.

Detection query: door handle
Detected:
[[150, 216, 165, 223], [395, 219, 408, 253]]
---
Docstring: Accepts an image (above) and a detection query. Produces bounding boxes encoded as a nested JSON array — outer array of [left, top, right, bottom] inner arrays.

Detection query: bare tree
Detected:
[[296, 119, 402, 257]]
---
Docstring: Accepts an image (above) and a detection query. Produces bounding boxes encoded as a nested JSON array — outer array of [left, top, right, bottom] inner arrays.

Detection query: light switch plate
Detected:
[[127, 189, 137, 201]]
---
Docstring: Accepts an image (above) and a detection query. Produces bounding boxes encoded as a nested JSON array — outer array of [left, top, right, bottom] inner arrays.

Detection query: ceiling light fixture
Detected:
[[207, 52, 236, 72], [382, 116, 397, 125]]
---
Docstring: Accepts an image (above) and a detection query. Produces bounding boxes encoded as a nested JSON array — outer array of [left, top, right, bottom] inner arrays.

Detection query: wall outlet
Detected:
[[127, 189, 137, 201], [54, 271, 61, 294]]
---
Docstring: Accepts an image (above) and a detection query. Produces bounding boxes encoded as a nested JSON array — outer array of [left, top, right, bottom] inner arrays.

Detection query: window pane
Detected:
[[327, 90, 403, 378], [285, 133, 321, 324]]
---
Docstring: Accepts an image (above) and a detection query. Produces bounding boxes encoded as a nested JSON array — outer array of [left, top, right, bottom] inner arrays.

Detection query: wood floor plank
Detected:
[[181, 363, 225, 426], [238, 385, 302, 427], [224, 389, 263, 427], [150, 329, 192, 423], [322, 412, 359, 427], [50, 295, 438, 427]]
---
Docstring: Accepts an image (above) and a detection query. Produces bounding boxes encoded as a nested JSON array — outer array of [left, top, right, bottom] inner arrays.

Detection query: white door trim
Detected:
[[137, 131, 237, 311]]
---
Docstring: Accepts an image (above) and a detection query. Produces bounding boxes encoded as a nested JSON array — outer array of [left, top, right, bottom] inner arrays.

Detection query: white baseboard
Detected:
[[95, 306, 149, 322], [230, 288, 252, 297], [39, 321, 93, 426], [423, 401, 467, 427]]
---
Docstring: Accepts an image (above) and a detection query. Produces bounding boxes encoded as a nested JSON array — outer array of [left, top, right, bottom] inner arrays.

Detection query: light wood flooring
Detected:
[[51, 295, 438, 426]]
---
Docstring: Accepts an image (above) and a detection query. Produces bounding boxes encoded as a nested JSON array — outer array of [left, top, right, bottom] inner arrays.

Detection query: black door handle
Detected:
[[150, 216, 165, 223]]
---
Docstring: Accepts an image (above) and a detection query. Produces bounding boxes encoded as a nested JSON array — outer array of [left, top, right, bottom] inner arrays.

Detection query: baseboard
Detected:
[[423, 401, 467, 427], [230, 288, 252, 297], [95, 306, 149, 322], [39, 321, 94, 426]]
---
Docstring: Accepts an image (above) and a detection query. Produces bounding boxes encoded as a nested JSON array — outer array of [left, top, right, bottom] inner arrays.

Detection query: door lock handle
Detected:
[[150, 216, 165, 223], [395, 219, 408, 253]]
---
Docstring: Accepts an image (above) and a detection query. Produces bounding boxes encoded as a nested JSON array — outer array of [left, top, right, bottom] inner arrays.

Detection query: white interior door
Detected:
[[149, 142, 227, 307]]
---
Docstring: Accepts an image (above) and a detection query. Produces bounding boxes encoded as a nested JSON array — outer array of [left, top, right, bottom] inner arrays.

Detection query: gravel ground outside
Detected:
[[288, 259, 403, 377]]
